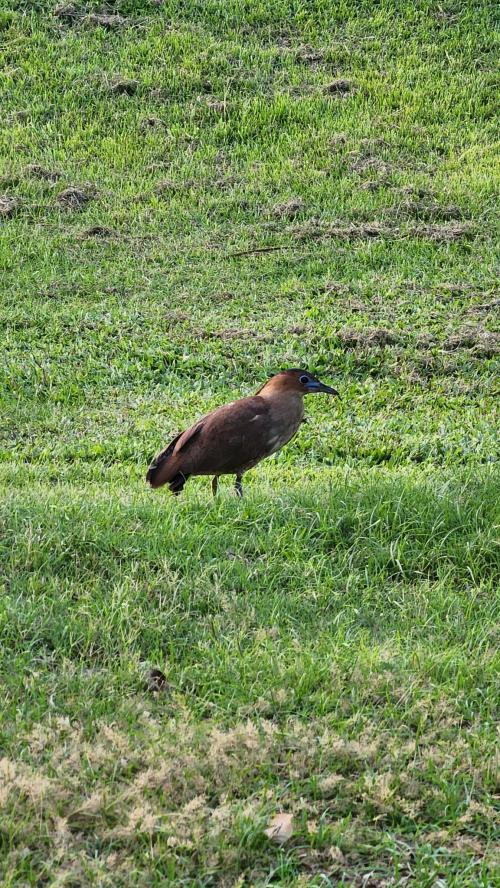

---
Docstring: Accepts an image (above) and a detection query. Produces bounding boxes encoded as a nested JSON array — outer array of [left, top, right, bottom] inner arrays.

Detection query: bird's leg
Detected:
[[211, 476, 219, 497], [235, 474, 243, 498]]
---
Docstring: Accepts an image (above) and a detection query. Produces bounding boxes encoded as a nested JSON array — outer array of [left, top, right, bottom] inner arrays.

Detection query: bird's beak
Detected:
[[308, 380, 340, 398]]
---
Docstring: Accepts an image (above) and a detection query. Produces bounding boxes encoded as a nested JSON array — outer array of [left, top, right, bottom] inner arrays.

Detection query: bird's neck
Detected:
[[260, 388, 305, 420]]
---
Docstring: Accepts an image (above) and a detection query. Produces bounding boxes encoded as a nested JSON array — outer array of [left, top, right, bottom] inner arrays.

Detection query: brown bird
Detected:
[[146, 369, 339, 497]]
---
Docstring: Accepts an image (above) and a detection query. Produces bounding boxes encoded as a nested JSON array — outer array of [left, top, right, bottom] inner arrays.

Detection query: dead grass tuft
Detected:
[[360, 178, 388, 191], [323, 79, 355, 96], [1, 708, 496, 882], [350, 153, 389, 176], [53, 3, 79, 22], [329, 133, 347, 150], [467, 298, 500, 315], [107, 77, 139, 96], [205, 97, 227, 113], [0, 195, 19, 217], [443, 328, 500, 356], [25, 164, 61, 182], [272, 197, 305, 219], [86, 14, 126, 29], [297, 46, 326, 65], [411, 222, 473, 242], [56, 185, 96, 209], [390, 199, 463, 222], [54, 6, 127, 29]]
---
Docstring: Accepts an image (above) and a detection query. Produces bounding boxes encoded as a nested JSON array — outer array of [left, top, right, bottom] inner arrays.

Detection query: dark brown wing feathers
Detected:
[[146, 422, 206, 488], [146, 395, 275, 489]]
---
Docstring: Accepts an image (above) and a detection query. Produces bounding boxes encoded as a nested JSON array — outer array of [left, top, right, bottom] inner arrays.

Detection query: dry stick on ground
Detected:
[[228, 244, 290, 257], [227, 222, 474, 257]]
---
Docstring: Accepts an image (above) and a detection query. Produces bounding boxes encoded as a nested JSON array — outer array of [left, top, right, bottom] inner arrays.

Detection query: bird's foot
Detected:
[[211, 476, 219, 496], [235, 475, 243, 498]]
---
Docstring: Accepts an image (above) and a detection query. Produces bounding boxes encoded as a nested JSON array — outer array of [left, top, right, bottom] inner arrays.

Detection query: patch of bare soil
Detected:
[[56, 186, 95, 209], [443, 328, 499, 356], [108, 77, 139, 96], [323, 79, 355, 96], [339, 328, 398, 348], [0, 196, 19, 217], [79, 226, 114, 239], [272, 198, 305, 219], [145, 668, 168, 693]]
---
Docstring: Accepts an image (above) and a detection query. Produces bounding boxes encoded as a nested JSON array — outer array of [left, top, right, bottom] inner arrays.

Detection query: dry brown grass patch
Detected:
[[56, 185, 96, 209], [411, 222, 474, 241], [272, 197, 305, 219], [443, 328, 500, 356], [0, 195, 19, 217], [25, 164, 61, 182], [390, 199, 463, 222], [86, 13, 126, 29], [297, 46, 326, 65], [1, 708, 495, 883]]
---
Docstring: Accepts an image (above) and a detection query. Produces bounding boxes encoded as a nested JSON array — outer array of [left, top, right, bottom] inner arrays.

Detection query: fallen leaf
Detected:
[[264, 812, 293, 844]]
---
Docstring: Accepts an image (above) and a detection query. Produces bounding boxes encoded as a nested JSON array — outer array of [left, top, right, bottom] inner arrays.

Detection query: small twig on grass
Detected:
[[228, 245, 290, 257]]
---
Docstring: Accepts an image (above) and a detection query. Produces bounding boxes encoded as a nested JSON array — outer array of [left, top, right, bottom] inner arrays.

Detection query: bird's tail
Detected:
[[146, 433, 184, 490]]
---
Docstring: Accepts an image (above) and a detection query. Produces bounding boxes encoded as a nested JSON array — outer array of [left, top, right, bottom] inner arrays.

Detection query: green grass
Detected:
[[1, 1, 499, 885]]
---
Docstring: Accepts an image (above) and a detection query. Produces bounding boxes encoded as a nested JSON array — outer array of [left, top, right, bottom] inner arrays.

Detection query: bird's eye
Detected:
[[299, 375, 309, 385]]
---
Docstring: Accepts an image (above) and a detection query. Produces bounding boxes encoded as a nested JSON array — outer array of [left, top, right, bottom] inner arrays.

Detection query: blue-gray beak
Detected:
[[307, 379, 340, 397]]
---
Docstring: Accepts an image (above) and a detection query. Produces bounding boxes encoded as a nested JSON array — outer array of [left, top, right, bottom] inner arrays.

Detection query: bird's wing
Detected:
[[179, 396, 272, 474], [146, 420, 205, 485], [147, 395, 272, 485], [173, 421, 204, 454]]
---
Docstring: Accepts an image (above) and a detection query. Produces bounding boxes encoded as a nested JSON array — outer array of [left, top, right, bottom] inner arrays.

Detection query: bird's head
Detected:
[[259, 369, 340, 398]]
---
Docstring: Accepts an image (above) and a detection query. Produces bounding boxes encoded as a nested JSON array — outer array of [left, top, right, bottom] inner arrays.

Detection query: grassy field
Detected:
[[1, 1, 499, 884]]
